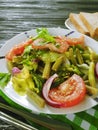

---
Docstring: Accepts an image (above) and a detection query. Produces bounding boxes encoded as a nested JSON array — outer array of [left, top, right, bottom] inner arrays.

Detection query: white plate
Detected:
[[0, 27, 98, 115], [65, 18, 78, 31]]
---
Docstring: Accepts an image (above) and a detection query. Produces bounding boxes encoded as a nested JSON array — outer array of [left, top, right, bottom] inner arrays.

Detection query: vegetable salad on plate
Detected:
[[1, 28, 98, 108]]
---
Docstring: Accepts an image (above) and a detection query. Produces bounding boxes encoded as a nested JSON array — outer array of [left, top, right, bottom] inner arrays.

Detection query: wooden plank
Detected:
[[0, 0, 98, 44]]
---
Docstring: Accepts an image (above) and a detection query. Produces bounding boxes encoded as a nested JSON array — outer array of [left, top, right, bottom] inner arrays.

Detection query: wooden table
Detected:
[[0, 0, 98, 130], [0, 0, 98, 45]]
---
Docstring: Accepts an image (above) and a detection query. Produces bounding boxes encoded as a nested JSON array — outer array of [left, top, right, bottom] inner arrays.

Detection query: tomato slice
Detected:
[[49, 74, 86, 107], [6, 39, 33, 60]]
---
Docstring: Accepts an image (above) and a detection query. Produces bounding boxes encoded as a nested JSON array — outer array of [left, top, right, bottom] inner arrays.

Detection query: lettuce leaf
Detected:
[[0, 73, 11, 88], [33, 28, 56, 44]]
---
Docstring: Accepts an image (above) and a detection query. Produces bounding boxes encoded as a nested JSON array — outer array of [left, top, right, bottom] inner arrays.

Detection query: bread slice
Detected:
[[69, 13, 90, 35], [80, 12, 98, 38]]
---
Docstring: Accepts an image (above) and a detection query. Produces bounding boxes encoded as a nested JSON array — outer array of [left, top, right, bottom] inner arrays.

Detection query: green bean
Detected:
[[90, 52, 98, 63], [26, 77, 39, 93], [76, 48, 84, 64], [86, 85, 98, 95], [65, 65, 82, 75], [72, 65, 82, 75], [87, 46, 98, 62], [52, 55, 64, 71], [42, 61, 51, 79], [27, 89, 45, 108], [74, 44, 84, 51], [77, 64, 89, 75], [88, 62, 96, 88], [82, 74, 88, 80], [84, 80, 89, 85], [82, 53, 90, 60], [69, 48, 77, 65], [65, 51, 69, 58]]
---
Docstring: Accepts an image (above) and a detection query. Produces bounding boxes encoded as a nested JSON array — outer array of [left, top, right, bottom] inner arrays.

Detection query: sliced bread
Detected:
[[80, 12, 98, 38], [69, 13, 90, 35]]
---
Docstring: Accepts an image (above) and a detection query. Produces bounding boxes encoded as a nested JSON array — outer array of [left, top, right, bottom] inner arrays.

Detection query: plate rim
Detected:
[[65, 18, 78, 31]]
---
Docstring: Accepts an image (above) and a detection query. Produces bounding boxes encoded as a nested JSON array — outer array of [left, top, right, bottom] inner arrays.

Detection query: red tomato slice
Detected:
[[6, 39, 33, 60], [49, 74, 86, 107]]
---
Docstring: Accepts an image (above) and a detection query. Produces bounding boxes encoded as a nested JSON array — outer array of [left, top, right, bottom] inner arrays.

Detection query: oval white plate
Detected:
[[0, 27, 98, 114]]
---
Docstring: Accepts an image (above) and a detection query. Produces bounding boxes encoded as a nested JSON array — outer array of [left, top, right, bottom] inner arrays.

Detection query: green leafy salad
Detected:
[[0, 28, 98, 108]]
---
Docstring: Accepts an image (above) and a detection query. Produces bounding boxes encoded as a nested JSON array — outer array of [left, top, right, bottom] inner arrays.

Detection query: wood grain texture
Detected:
[[0, 0, 98, 44]]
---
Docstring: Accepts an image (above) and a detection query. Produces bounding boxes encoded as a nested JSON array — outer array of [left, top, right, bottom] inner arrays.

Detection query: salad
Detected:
[[1, 28, 98, 108]]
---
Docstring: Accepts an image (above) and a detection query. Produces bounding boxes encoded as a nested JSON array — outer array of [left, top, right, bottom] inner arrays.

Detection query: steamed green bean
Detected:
[[88, 62, 96, 88]]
